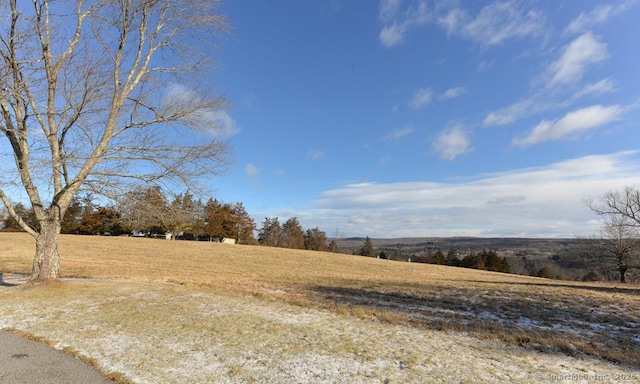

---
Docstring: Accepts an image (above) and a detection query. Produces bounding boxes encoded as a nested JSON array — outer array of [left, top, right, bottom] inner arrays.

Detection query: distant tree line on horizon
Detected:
[[354, 236, 511, 274], [4, 182, 639, 284]]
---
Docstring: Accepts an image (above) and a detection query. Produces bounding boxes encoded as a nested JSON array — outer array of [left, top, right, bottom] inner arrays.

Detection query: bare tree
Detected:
[[598, 214, 640, 283], [0, 0, 231, 283], [588, 187, 640, 283], [589, 187, 640, 224]]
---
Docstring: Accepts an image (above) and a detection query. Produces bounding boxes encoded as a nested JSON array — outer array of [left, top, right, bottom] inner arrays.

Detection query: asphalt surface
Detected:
[[0, 330, 115, 384], [0, 273, 115, 383]]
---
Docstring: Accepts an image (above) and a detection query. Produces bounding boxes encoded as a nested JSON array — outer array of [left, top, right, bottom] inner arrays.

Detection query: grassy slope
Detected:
[[1, 233, 639, 382]]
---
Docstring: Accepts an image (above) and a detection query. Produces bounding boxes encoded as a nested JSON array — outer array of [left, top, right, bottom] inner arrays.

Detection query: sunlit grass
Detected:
[[1, 232, 639, 382]]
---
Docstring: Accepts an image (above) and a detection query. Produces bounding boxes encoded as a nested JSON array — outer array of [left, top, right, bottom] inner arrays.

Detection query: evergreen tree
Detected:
[[358, 236, 376, 257], [282, 217, 305, 249], [434, 250, 445, 265], [483, 250, 502, 271], [4, 203, 38, 231], [305, 227, 328, 251], [258, 217, 282, 247], [446, 249, 460, 266], [203, 199, 256, 243], [231, 203, 256, 244]]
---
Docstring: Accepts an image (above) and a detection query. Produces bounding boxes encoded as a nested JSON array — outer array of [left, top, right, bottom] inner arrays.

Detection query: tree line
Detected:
[[2, 186, 255, 243], [355, 236, 511, 273], [1, 186, 340, 252], [256, 217, 337, 252]]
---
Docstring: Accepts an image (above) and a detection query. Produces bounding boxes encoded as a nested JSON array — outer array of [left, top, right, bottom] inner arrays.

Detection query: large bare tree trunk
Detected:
[[619, 266, 627, 284], [31, 217, 61, 284], [0, 0, 230, 284]]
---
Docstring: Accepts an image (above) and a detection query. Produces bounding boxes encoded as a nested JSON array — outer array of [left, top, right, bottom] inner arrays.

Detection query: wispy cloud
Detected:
[[549, 32, 608, 87], [409, 88, 433, 109], [484, 97, 537, 126], [483, 32, 611, 128], [432, 125, 471, 160], [163, 83, 239, 138], [379, 1, 430, 47], [306, 152, 640, 237], [441, 86, 468, 100], [570, 78, 615, 100], [483, 78, 616, 127], [379, 0, 402, 23], [206, 111, 240, 137], [382, 125, 416, 141], [437, 1, 546, 47], [306, 150, 326, 160], [512, 105, 623, 147], [565, 1, 637, 35], [245, 163, 260, 179]]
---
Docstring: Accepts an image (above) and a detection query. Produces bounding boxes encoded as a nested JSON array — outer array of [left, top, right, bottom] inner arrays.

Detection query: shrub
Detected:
[[582, 270, 607, 282], [536, 266, 555, 279]]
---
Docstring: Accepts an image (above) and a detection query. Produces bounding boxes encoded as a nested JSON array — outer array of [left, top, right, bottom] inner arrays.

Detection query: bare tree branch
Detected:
[[0, 0, 231, 283]]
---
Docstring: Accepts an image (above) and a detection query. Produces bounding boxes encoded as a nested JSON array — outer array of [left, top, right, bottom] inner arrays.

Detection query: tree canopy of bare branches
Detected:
[[0, 0, 231, 283], [588, 186, 640, 283]]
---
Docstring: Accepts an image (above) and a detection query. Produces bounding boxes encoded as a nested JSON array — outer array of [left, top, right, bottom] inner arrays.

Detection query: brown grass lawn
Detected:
[[1, 233, 640, 381]]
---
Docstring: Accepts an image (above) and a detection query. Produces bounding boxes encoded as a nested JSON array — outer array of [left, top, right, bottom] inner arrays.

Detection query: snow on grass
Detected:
[[1, 279, 638, 383]]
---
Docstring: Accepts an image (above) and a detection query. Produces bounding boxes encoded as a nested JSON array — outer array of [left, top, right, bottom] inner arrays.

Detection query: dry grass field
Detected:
[[1, 233, 639, 383]]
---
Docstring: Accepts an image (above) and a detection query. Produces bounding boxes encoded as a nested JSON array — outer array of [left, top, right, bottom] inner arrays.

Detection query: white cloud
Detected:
[[513, 105, 623, 147], [571, 78, 615, 100], [409, 88, 433, 109], [483, 31, 611, 127], [379, 1, 430, 47], [245, 163, 260, 179], [441, 86, 468, 100], [437, 7, 467, 36], [465, 2, 545, 46], [565, 1, 637, 35], [380, 1, 545, 48], [382, 125, 416, 141], [162, 83, 239, 137], [549, 32, 608, 87], [432, 125, 471, 160], [379, 23, 406, 48], [206, 110, 240, 137], [483, 78, 616, 127], [306, 150, 326, 160], [438, 1, 545, 47], [307, 152, 640, 237], [483, 97, 536, 126], [379, 0, 402, 23]]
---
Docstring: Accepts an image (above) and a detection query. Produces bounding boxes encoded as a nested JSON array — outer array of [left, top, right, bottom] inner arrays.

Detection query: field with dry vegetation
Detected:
[[1, 233, 639, 383]]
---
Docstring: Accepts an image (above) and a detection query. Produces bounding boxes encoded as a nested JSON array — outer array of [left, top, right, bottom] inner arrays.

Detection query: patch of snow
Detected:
[[479, 311, 503, 322], [516, 317, 538, 328]]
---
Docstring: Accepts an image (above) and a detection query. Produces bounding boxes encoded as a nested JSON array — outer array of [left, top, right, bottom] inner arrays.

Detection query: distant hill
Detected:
[[332, 237, 581, 256]]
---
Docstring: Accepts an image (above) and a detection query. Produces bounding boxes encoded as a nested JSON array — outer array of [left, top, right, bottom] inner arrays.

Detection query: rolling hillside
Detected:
[[1, 233, 638, 383]]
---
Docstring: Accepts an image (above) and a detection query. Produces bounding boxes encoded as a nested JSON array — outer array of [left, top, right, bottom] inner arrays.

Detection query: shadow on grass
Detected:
[[303, 282, 640, 369], [458, 279, 640, 296], [0, 273, 22, 287]]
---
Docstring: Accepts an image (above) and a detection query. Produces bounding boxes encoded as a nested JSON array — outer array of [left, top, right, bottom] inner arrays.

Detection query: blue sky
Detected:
[[208, 0, 640, 238]]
